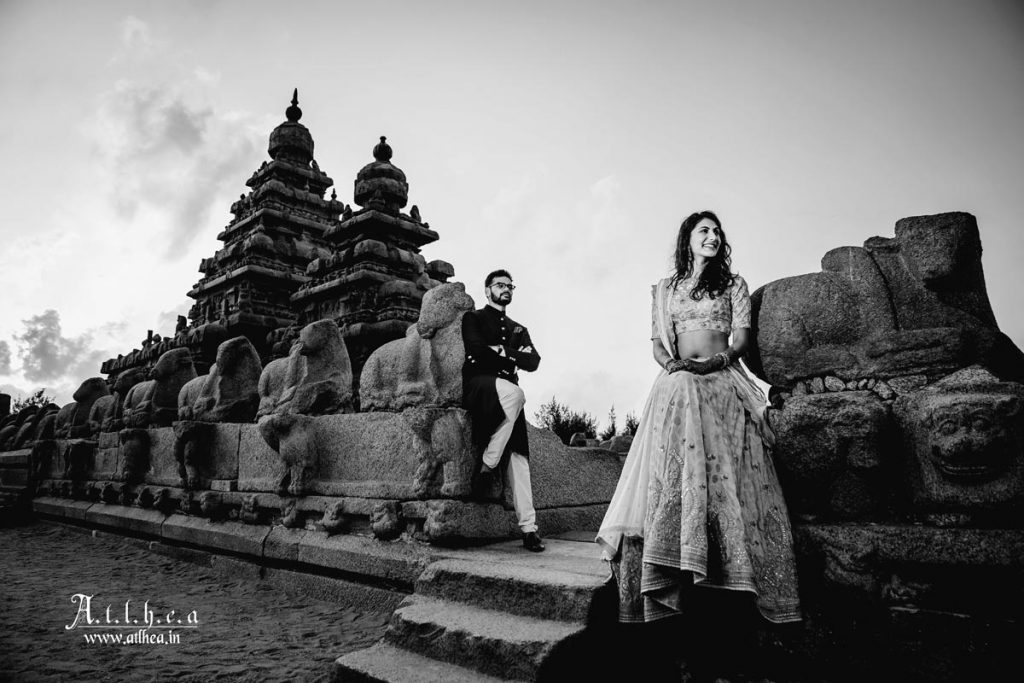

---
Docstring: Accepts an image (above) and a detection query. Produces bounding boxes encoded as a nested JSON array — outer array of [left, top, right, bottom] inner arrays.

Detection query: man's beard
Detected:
[[489, 291, 512, 306]]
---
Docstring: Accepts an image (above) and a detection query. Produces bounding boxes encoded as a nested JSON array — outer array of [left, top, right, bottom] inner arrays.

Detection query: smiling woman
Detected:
[[596, 209, 801, 677]]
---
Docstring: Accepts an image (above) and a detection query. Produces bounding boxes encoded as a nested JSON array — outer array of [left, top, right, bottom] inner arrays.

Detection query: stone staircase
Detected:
[[333, 534, 608, 682]]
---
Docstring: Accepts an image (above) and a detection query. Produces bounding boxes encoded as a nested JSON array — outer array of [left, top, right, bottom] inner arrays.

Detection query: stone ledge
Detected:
[[84, 504, 168, 537], [333, 642, 507, 683], [798, 523, 1024, 566], [161, 516, 269, 558]]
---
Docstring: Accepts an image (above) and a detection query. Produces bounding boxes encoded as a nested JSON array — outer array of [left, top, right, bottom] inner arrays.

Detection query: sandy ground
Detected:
[[0, 522, 391, 682]]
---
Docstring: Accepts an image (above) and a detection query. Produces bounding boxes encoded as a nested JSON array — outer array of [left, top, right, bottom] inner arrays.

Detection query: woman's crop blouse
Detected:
[[651, 274, 751, 339]]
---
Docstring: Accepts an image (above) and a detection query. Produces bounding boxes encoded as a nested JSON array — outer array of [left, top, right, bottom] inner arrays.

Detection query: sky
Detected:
[[1, 0, 1022, 430]]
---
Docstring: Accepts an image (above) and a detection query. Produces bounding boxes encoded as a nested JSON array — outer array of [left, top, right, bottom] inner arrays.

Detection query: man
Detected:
[[462, 269, 545, 552]]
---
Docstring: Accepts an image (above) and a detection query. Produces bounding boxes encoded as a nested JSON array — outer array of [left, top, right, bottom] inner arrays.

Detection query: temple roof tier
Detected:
[[323, 211, 439, 250]]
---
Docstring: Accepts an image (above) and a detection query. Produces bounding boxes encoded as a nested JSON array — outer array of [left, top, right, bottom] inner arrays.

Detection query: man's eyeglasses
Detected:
[[490, 282, 516, 291]]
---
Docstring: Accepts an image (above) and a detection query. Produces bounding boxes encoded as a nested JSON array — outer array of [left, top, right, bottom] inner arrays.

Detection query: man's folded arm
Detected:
[[462, 311, 517, 374], [513, 329, 541, 372]]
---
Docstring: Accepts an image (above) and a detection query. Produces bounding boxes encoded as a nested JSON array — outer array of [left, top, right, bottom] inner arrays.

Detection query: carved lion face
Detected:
[[924, 396, 1020, 481]]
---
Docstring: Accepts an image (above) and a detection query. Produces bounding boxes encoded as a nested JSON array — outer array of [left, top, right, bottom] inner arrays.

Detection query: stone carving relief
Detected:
[[360, 282, 474, 411], [894, 366, 1024, 521], [123, 348, 198, 428], [257, 319, 354, 496], [750, 212, 1024, 388]]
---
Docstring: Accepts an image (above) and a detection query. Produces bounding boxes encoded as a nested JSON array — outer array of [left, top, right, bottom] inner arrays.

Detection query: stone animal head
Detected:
[[319, 500, 348, 534], [113, 367, 148, 396], [416, 282, 474, 340], [198, 491, 223, 519], [73, 377, 110, 403], [895, 367, 1024, 513], [296, 320, 348, 364], [217, 336, 262, 375], [895, 212, 982, 287], [918, 395, 1020, 482], [152, 347, 196, 382]]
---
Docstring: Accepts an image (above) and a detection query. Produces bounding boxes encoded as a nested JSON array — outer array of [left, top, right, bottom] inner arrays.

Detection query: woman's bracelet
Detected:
[[715, 351, 731, 367]]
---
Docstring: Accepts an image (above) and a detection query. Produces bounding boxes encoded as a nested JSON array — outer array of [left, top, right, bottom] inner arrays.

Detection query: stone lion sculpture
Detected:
[[51, 378, 109, 442], [360, 282, 475, 411], [257, 319, 353, 496], [88, 368, 147, 436], [276, 319, 353, 416], [123, 348, 197, 428], [749, 212, 1024, 388], [178, 336, 262, 423], [257, 344, 296, 419], [173, 336, 262, 489]]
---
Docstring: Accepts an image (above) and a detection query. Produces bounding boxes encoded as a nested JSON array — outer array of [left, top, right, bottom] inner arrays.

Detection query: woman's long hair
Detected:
[[670, 210, 736, 300]]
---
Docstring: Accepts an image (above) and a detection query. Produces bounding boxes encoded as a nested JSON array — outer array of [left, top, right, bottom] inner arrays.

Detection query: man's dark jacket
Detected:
[[462, 305, 541, 461]]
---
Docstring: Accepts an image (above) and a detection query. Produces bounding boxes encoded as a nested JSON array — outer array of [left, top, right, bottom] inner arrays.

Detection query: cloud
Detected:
[[108, 16, 163, 64], [89, 80, 262, 258], [0, 341, 10, 375], [88, 16, 269, 262], [14, 310, 109, 384]]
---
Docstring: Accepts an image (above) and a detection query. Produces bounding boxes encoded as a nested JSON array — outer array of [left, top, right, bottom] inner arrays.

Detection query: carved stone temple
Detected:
[[6, 90, 619, 550], [2, 94, 1021, 681]]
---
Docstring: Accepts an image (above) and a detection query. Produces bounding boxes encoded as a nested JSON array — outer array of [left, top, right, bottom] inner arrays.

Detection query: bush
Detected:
[[11, 388, 54, 412], [599, 406, 617, 441], [624, 411, 640, 436], [535, 397, 597, 445]]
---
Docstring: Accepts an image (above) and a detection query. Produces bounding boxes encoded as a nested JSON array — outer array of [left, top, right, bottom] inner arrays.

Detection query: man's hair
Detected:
[[485, 269, 513, 287]]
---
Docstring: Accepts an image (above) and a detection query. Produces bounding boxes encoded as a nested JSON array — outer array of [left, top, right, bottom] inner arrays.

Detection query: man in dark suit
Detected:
[[462, 269, 545, 552]]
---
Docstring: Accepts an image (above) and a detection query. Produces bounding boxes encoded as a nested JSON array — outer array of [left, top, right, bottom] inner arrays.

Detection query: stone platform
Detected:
[[31, 494, 1024, 682]]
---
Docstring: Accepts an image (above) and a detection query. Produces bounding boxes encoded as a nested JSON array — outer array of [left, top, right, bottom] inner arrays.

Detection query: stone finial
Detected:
[[286, 88, 302, 122], [373, 136, 392, 162], [353, 136, 408, 213]]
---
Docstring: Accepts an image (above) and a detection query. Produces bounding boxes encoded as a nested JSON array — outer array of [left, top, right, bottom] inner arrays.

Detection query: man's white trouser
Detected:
[[481, 378, 537, 533]]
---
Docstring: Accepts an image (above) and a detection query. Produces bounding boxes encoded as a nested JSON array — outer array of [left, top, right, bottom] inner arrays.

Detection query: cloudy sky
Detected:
[[1, 0, 1022, 428]]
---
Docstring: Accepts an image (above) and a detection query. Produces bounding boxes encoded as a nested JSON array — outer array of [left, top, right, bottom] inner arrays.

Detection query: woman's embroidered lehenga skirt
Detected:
[[596, 366, 802, 623]]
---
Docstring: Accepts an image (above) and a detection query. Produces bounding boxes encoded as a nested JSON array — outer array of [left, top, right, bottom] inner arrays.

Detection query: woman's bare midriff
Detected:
[[675, 329, 729, 360]]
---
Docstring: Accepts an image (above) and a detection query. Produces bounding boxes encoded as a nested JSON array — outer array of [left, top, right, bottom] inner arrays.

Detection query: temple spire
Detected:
[[286, 88, 302, 122]]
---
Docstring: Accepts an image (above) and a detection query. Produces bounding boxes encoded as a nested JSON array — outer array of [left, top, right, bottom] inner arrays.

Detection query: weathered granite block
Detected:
[[85, 503, 168, 537], [142, 427, 177, 486], [264, 525, 307, 563], [525, 425, 623, 509], [208, 423, 241, 480], [237, 423, 285, 491], [424, 500, 516, 541], [296, 531, 433, 587], [161, 516, 268, 558], [93, 447, 120, 480], [312, 413, 423, 498], [768, 391, 894, 520], [98, 432, 120, 449]]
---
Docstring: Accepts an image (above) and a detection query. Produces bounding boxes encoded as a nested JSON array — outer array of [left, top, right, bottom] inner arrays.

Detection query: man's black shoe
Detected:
[[523, 531, 545, 552]]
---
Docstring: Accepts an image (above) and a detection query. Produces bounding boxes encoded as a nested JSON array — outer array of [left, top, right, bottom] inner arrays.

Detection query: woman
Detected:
[[596, 211, 801, 627]]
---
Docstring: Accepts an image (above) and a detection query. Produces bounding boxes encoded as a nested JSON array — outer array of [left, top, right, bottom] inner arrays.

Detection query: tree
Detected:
[[11, 388, 55, 412], [599, 406, 617, 441], [624, 411, 640, 436], [534, 396, 597, 445]]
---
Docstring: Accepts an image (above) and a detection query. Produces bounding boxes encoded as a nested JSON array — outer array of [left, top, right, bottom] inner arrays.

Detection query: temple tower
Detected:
[[290, 136, 454, 392], [186, 90, 342, 361]]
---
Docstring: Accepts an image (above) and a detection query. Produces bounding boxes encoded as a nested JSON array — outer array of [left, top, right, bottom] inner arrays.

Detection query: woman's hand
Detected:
[[687, 352, 730, 375], [665, 358, 701, 374]]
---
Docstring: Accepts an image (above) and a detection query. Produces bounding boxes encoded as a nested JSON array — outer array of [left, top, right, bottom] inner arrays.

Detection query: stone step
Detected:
[[415, 557, 602, 622], [384, 595, 582, 681], [333, 642, 507, 683]]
